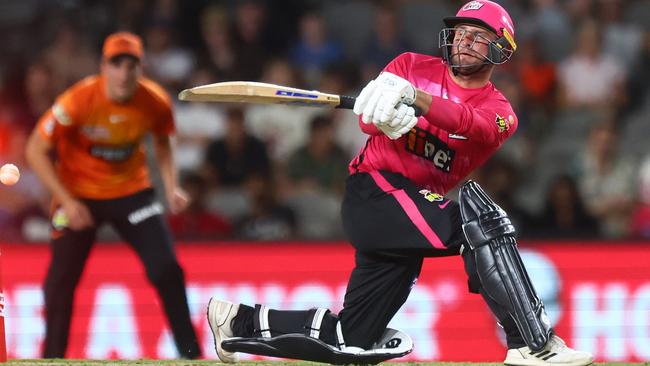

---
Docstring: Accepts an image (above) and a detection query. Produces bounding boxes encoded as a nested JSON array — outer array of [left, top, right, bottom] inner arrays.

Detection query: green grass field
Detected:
[[0, 361, 647, 366]]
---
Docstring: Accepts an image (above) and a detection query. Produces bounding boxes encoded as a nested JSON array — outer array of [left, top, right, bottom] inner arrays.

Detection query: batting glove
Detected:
[[353, 72, 417, 124]]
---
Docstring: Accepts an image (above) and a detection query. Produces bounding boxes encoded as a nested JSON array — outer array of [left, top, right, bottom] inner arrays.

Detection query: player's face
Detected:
[[102, 55, 141, 102], [450, 24, 497, 68]]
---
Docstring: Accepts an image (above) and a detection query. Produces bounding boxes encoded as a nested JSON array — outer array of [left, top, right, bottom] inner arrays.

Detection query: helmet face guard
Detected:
[[440, 1, 517, 72], [439, 26, 515, 67]]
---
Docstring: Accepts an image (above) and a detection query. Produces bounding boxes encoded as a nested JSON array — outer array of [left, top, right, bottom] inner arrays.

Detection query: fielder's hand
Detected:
[[168, 187, 189, 214], [61, 198, 94, 230]]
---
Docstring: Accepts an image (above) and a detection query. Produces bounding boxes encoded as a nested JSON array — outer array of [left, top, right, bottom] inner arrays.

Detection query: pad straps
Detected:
[[335, 320, 346, 349], [254, 304, 272, 338], [305, 307, 329, 339]]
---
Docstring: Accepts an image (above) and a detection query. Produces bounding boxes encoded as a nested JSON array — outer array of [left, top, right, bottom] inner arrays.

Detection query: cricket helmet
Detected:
[[439, 0, 517, 66]]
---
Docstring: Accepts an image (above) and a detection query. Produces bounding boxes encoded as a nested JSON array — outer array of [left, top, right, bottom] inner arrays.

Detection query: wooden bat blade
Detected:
[[178, 81, 345, 108]]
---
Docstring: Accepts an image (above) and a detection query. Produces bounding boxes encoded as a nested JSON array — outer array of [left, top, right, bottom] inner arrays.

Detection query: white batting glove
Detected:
[[353, 80, 377, 123], [375, 104, 418, 140], [389, 103, 418, 134], [376, 124, 403, 140], [353, 72, 416, 124]]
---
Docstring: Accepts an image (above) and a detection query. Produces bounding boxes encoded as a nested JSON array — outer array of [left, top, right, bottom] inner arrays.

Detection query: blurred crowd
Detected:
[[1, 0, 650, 242]]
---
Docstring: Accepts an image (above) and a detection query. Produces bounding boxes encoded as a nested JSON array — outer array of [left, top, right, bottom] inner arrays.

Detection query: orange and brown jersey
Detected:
[[37, 75, 175, 199]]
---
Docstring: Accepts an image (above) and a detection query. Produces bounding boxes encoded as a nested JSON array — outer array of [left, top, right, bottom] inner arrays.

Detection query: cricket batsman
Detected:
[[206, 1, 594, 365]]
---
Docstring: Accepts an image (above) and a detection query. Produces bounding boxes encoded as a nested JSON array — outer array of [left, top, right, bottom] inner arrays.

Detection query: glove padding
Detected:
[[353, 73, 418, 140], [375, 103, 418, 140], [353, 72, 417, 125]]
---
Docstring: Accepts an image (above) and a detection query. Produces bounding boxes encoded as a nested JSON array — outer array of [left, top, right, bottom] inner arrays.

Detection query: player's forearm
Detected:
[[155, 136, 179, 195], [25, 133, 74, 203], [357, 116, 383, 135], [413, 89, 502, 145]]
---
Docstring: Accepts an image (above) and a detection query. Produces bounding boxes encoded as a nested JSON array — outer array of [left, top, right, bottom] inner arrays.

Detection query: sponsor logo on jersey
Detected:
[[43, 117, 56, 136], [406, 127, 455, 172], [419, 189, 444, 202], [52, 104, 72, 125], [462, 1, 484, 11], [496, 113, 509, 133], [89, 143, 136, 162], [128, 201, 164, 225], [81, 125, 112, 140], [109, 114, 127, 124]]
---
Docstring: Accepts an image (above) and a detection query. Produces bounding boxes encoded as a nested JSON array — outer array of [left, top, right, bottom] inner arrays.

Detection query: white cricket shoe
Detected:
[[207, 298, 240, 363], [504, 334, 593, 366]]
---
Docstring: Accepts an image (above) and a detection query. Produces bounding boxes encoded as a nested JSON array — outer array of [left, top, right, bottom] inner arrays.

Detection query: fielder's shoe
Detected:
[[504, 334, 593, 366], [207, 298, 240, 363]]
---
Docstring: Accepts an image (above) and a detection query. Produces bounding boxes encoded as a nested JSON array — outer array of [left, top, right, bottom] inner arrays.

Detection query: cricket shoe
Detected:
[[504, 334, 593, 366], [207, 298, 240, 363]]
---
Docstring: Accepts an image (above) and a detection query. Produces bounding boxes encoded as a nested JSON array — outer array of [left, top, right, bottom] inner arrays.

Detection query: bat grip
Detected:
[[337, 95, 356, 110], [337, 95, 423, 117]]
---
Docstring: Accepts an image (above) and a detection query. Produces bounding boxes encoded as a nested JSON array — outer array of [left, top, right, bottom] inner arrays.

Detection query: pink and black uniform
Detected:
[[342, 52, 517, 255], [337, 52, 518, 348], [221, 1, 532, 358]]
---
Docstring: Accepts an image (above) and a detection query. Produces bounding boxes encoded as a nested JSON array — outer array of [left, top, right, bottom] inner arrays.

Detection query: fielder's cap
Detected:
[[102, 32, 144, 61]]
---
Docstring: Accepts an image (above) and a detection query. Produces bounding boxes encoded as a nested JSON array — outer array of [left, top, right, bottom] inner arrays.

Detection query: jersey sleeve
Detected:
[[420, 94, 518, 146], [142, 79, 175, 137], [154, 102, 175, 137], [37, 86, 84, 141]]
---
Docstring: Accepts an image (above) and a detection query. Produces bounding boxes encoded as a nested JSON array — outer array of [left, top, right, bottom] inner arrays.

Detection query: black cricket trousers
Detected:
[[43, 188, 201, 358], [232, 170, 466, 349]]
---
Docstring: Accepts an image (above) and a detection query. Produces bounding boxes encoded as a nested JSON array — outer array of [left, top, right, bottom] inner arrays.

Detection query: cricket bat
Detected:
[[178, 81, 356, 110]]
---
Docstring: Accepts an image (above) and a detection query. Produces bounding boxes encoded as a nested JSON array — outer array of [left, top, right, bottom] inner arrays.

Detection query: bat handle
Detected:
[[337, 95, 423, 117], [336, 95, 357, 110]]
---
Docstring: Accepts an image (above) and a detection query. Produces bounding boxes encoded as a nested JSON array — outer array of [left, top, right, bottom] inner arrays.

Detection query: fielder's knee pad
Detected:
[[224, 305, 413, 364], [459, 180, 551, 352]]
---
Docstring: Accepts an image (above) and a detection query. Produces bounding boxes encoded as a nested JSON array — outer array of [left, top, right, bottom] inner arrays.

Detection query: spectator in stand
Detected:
[[168, 172, 232, 240], [558, 19, 627, 111], [599, 0, 643, 70], [474, 157, 534, 236], [231, 0, 269, 81], [516, 38, 556, 112], [246, 58, 319, 161], [628, 157, 650, 238], [42, 23, 97, 94], [143, 18, 195, 92], [532, 174, 599, 239], [0, 128, 49, 242], [203, 106, 271, 188], [290, 10, 343, 87], [524, 0, 572, 62], [360, 5, 411, 82], [236, 174, 297, 241], [15, 61, 56, 130], [287, 114, 349, 195], [626, 31, 650, 113], [199, 5, 238, 80], [173, 67, 226, 172], [284, 114, 347, 240], [570, 120, 636, 238]]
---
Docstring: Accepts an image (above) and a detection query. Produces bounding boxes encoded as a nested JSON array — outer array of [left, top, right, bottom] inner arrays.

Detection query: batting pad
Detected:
[[221, 328, 413, 365]]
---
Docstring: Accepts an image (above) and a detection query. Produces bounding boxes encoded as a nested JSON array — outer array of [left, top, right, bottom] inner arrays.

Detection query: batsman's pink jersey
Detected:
[[349, 52, 518, 195]]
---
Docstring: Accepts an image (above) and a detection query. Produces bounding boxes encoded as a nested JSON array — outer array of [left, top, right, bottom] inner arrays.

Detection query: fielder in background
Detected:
[[207, 1, 593, 365], [25, 32, 201, 359]]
